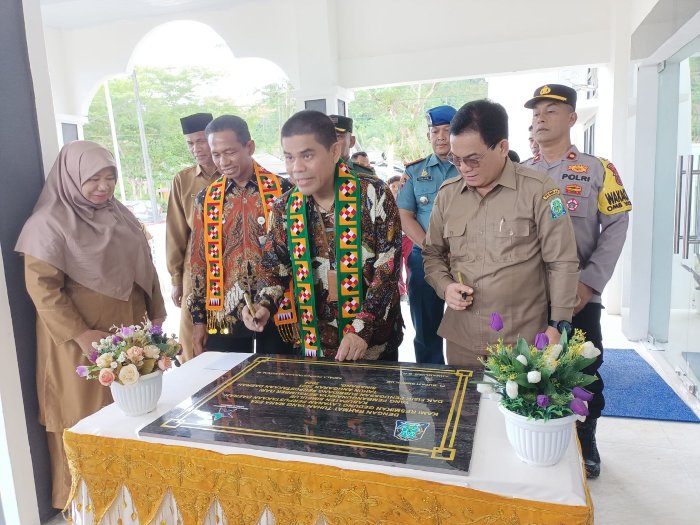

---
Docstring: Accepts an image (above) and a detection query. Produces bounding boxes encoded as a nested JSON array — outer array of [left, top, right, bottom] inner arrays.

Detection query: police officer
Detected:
[[328, 115, 376, 177], [396, 105, 458, 364], [423, 99, 579, 369], [523, 84, 632, 479]]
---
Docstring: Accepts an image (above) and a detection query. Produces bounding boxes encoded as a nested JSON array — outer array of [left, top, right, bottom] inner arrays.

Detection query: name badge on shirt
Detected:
[[416, 170, 432, 182]]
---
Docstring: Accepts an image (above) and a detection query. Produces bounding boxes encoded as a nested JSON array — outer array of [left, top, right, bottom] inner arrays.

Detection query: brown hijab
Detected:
[[16, 141, 157, 301]]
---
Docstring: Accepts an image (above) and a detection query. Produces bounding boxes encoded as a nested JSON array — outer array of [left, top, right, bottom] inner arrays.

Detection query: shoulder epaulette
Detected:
[[438, 174, 463, 190], [404, 157, 426, 168]]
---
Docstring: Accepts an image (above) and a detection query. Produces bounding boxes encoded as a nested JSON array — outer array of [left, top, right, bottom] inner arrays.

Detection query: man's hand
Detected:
[[336, 332, 368, 361], [74, 329, 111, 354], [242, 304, 271, 332], [544, 325, 561, 345], [151, 317, 165, 329], [445, 282, 474, 310], [574, 282, 594, 315], [171, 286, 183, 307], [192, 323, 208, 357]]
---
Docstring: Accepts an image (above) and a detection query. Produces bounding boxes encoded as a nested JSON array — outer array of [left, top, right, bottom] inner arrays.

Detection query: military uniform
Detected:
[[523, 145, 631, 417], [396, 152, 458, 364], [422, 160, 580, 367]]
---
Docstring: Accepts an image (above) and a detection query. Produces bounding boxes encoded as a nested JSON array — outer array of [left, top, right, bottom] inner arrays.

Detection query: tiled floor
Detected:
[[42, 295, 700, 524]]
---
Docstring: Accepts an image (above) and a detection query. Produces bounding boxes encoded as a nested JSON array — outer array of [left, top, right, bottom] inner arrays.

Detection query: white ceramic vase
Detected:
[[110, 370, 163, 416], [498, 404, 576, 466]]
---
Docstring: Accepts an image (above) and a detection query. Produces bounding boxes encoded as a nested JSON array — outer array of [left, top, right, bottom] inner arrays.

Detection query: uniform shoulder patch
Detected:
[[404, 157, 426, 168], [597, 157, 632, 215], [543, 188, 561, 201], [439, 174, 463, 190], [549, 196, 567, 220]]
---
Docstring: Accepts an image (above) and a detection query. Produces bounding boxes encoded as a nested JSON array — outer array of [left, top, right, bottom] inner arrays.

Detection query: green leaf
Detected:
[[516, 338, 530, 357]]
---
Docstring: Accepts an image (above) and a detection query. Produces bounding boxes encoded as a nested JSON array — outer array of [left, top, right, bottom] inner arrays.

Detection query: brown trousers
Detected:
[[47, 430, 71, 510]]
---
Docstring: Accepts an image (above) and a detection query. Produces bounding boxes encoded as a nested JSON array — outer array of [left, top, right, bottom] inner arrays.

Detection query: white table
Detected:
[[66, 352, 592, 525]]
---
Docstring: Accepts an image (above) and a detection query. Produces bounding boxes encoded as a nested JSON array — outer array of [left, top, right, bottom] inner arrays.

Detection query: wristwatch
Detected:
[[548, 320, 573, 337]]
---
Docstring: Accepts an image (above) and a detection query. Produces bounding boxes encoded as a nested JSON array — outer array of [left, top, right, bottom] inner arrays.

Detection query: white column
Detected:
[[622, 64, 661, 340], [291, 0, 352, 114], [0, 246, 39, 525], [597, 1, 633, 315]]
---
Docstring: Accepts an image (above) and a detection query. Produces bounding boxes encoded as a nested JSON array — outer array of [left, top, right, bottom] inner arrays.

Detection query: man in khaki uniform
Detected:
[[166, 112, 219, 361], [422, 99, 579, 369]]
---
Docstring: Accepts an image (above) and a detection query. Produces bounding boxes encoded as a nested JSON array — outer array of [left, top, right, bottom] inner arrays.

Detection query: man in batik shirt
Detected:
[[243, 110, 403, 361], [189, 115, 294, 355]]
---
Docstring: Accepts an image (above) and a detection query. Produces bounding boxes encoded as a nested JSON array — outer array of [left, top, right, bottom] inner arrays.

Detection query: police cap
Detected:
[[329, 115, 353, 133], [524, 84, 577, 110]]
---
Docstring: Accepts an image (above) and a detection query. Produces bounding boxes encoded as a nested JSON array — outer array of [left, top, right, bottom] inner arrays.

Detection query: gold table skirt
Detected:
[[64, 430, 593, 525]]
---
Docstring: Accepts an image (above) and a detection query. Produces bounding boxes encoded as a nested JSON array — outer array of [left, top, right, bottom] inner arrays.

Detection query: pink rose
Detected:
[[98, 368, 115, 386], [126, 346, 144, 362], [157, 356, 172, 371]]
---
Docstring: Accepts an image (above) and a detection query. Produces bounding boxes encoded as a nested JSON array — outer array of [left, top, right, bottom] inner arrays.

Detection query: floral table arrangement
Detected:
[[76, 320, 182, 416], [477, 313, 599, 466]]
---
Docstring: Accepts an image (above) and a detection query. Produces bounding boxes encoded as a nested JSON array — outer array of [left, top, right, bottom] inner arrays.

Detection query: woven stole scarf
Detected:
[[287, 162, 363, 357], [204, 162, 296, 335]]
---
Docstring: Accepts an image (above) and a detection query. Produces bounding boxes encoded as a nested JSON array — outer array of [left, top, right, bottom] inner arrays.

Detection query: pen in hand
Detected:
[[456, 272, 468, 300]]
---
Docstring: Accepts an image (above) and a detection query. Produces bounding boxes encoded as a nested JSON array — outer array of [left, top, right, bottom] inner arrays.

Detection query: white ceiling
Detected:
[[39, 0, 242, 29]]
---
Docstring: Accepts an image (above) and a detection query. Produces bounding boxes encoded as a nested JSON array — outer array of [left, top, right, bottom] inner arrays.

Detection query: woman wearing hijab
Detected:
[[15, 141, 167, 509]]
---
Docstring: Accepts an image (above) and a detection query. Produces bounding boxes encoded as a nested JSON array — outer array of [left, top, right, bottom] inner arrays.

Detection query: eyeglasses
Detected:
[[447, 149, 490, 169]]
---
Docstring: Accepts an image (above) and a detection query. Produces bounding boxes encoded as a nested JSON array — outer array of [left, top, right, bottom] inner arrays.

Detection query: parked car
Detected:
[[123, 200, 162, 223]]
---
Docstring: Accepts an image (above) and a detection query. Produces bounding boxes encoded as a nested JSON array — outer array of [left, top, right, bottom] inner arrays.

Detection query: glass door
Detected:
[[669, 152, 700, 393]]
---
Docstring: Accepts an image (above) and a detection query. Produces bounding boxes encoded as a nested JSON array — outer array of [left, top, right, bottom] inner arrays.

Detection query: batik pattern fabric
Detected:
[[189, 173, 292, 336], [257, 175, 403, 360]]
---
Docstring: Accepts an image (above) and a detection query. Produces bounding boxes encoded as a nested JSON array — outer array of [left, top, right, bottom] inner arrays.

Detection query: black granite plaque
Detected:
[[140, 356, 480, 475]]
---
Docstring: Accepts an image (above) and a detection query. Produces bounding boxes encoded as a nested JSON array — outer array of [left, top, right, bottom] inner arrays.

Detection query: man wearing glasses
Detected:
[[422, 99, 579, 369], [396, 105, 458, 364]]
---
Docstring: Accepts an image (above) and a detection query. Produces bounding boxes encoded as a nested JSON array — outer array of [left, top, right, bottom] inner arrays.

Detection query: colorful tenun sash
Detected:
[[204, 161, 298, 342], [286, 162, 363, 357]]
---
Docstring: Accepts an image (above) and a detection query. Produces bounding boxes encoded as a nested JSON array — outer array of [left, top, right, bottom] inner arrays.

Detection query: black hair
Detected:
[[205, 115, 251, 144], [528, 125, 533, 132], [281, 110, 337, 150], [351, 151, 369, 160], [449, 99, 508, 148], [387, 175, 402, 186], [507, 150, 520, 163]]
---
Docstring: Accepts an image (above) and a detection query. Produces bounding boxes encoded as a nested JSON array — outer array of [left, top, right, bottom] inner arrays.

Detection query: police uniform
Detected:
[[396, 105, 458, 364], [524, 83, 632, 478], [422, 160, 580, 367]]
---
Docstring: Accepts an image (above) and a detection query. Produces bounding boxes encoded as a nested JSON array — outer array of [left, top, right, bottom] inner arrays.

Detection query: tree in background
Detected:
[[351, 78, 488, 163], [84, 67, 295, 202], [84, 68, 486, 202]]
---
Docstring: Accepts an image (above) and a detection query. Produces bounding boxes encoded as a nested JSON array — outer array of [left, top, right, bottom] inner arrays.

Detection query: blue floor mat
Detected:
[[601, 349, 699, 423]]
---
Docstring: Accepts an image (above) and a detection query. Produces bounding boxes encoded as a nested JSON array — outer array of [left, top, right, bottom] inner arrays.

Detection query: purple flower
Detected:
[[120, 326, 134, 337], [111, 335, 123, 345], [490, 312, 504, 332], [75, 366, 89, 378], [148, 324, 163, 336], [572, 387, 594, 402], [536, 395, 550, 408], [89, 351, 99, 363], [570, 398, 589, 416], [534, 332, 549, 350]]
